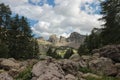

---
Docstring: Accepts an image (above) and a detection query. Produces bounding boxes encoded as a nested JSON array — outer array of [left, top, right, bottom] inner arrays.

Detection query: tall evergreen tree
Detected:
[[100, 0, 120, 45], [0, 3, 11, 28], [78, 28, 102, 55], [0, 3, 11, 57], [0, 3, 39, 59], [64, 48, 74, 59]]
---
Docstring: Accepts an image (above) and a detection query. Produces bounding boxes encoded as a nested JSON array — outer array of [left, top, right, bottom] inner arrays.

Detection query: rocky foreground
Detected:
[[0, 45, 120, 80]]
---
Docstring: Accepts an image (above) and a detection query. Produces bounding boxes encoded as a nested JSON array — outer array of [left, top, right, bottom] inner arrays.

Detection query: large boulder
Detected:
[[0, 72, 13, 80], [93, 45, 120, 62], [0, 59, 20, 70], [32, 60, 65, 80], [65, 74, 76, 80], [58, 59, 79, 75], [89, 57, 117, 76], [69, 53, 81, 61]]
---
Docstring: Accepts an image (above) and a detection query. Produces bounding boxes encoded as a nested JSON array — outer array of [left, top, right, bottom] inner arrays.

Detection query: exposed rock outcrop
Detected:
[[66, 32, 85, 49], [32, 60, 65, 80], [58, 59, 79, 75], [93, 44, 120, 62], [0, 72, 13, 80], [38, 32, 86, 49], [0, 59, 20, 70], [89, 57, 117, 76], [48, 34, 59, 44], [67, 32, 85, 43], [59, 36, 67, 43], [65, 74, 76, 80], [0, 58, 38, 79]]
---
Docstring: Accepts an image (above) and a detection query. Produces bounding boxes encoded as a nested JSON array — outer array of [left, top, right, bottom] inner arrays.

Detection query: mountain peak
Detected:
[[38, 32, 86, 49]]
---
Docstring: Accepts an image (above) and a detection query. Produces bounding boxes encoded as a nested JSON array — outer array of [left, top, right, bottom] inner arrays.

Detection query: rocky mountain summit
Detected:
[[38, 32, 85, 49]]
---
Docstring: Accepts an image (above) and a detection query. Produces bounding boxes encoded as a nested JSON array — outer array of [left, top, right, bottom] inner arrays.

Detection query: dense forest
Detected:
[[0, 3, 39, 59]]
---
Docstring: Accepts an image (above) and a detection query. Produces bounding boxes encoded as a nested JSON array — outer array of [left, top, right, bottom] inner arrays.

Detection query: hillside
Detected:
[[0, 44, 120, 80]]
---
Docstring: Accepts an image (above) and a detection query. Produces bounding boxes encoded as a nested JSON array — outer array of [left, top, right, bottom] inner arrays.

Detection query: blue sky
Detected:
[[0, 0, 103, 39]]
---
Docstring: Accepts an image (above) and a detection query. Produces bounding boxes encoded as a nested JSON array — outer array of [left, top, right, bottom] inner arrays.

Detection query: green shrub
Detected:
[[85, 76, 119, 80], [46, 47, 62, 59], [64, 48, 74, 59], [16, 67, 32, 80], [79, 67, 92, 73]]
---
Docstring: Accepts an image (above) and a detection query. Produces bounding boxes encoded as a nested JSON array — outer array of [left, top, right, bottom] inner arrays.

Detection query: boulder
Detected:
[[0, 72, 13, 80], [82, 73, 101, 79], [69, 53, 81, 61], [32, 60, 65, 80], [8, 69, 19, 78], [65, 74, 76, 80], [0, 59, 20, 70], [89, 57, 117, 76], [58, 59, 79, 75], [93, 45, 120, 62], [115, 63, 120, 72], [92, 53, 100, 58], [81, 55, 92, 64]]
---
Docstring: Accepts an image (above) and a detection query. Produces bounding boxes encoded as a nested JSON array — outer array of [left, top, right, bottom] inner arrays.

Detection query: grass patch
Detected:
[[85, 76, 119, 80], [79, 67, 92, 73], [15, 67, 32, 80]]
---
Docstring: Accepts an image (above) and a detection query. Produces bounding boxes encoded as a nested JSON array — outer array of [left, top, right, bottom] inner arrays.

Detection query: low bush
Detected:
[[79, 67, 92, 73], [15, 67, 32, 80]]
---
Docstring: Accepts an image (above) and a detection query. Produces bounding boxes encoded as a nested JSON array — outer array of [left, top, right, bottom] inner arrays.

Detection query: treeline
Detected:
[[0, 3, 39, 59], [78, 0, 120, 55]]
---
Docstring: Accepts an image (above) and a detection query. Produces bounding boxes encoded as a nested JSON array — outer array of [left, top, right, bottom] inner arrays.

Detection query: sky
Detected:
[[0, 0, 104, 39]]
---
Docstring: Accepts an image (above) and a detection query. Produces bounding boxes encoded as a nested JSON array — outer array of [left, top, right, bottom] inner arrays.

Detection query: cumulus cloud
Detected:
[[0, 0, 103, 39]]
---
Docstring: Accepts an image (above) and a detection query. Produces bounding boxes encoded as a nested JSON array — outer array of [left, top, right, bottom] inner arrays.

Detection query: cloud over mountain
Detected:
[[0, 0, 103, 39]]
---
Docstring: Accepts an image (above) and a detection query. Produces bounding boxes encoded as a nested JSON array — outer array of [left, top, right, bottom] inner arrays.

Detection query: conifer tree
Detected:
[[100, 0, 120, 44], [0, 3, 39, 59], [64, 48, 74, 59], [0, 3, 11, 57]]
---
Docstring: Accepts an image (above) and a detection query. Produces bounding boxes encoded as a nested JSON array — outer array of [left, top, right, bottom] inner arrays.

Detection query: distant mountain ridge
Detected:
[[38, 32, 86, 49]]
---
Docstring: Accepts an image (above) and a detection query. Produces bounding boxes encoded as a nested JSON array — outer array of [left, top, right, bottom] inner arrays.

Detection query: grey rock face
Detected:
[[66, 32, 85, 49], [89, 57, 117, 76], [48, 34, 59, 44], [67, 32, 85, 43], [93, 44, 120, 62], [58, 59, 79, 75], [59, 36, 67, 43], [47, 32, 85, 49], [65, 74, 76, 80], [32, 60, 65, 80], [0, 72, 13, 80]]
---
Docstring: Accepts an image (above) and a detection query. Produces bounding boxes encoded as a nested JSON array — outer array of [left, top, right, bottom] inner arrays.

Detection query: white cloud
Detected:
[[0, 0, 103, 39]]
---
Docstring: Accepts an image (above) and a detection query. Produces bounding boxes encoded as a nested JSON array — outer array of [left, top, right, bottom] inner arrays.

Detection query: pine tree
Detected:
[[0, 3, 11, 57], [8, 14, 21, 58], [46, 47, 53, 57], [78, 28, 102, 55], [0, 3, 39, 59], [100, 0, 120, 45], [64, 48, 74, 59], [0, 3, 11, 28]]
